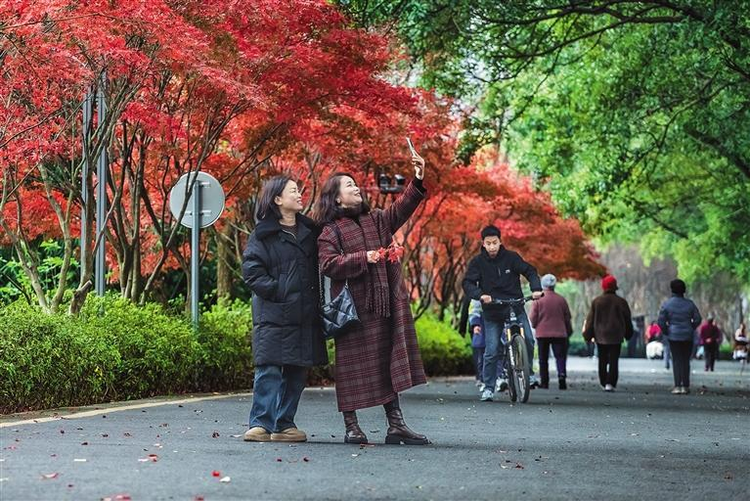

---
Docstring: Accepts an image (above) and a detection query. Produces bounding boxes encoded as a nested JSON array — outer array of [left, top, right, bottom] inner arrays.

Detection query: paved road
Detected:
[[1, 358, 748, 500]]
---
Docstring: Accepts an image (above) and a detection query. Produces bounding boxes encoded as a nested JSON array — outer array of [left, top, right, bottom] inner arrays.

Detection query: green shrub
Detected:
[[0, 302, 119, 412], [80, 296, 202, 398], [196, 299, 254, 391], [415, 313, 473, 376], [1, 298, 475, 414], [0, 296, 258, 413]]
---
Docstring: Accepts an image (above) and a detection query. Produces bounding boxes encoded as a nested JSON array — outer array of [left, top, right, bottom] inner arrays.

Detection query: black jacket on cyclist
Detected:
[[462, 247, 542, 322]]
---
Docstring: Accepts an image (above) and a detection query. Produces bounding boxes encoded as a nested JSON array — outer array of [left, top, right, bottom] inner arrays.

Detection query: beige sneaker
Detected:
[[243, 427, 272, 442], [270, 427, 307, 442]]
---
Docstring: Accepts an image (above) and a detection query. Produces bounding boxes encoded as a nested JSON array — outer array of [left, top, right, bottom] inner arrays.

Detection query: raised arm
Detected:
[[379, 179, 426, 234], [318, 224, 369, 280]]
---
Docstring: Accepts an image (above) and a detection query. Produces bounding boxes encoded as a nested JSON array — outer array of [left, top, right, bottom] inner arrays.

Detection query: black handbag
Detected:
[[319, 224, 361, 340]]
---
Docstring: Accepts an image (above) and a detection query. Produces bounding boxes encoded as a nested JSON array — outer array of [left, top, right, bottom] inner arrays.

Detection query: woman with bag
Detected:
[[314, 148, 429, 446], [241, 176, 328, 442]]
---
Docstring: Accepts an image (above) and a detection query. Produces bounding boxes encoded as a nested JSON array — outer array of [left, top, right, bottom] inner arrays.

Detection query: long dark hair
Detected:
[[255, 175, 293, 221], [313, 172, 370, 224]]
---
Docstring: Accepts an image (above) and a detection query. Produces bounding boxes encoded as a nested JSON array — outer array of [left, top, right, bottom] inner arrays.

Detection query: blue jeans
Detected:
[[482, 310, 535, 388], [249, 364, 307, 432]]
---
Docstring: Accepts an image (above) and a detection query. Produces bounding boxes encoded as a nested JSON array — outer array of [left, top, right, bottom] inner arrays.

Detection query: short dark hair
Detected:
[[481, 225, 501, 240], [255, 175, 293, 221], [313, 172, 371, 224], [670, 279, 686, 295]]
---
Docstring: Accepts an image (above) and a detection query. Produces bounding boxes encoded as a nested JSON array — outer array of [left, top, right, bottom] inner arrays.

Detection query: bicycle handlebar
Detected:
[[488, 294, 543, 305]]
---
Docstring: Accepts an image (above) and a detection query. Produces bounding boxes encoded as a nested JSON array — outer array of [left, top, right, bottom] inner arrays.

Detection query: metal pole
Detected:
[[95, 74, 107, 296], [191, 173, 201, 326], [81, 91, 92, 276]]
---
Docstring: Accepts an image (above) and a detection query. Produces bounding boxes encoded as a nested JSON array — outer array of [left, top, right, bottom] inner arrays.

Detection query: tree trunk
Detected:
[[215, 225, 234, 300]]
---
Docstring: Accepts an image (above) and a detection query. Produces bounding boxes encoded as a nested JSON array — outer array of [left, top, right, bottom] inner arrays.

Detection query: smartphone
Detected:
[[406, 137, 418, 156]]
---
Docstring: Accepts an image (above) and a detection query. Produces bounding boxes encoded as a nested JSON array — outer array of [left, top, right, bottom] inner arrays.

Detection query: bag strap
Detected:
[[319, 222, 346, 306]]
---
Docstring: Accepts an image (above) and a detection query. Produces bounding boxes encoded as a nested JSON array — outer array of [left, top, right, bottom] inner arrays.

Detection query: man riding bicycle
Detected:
[[462, 225, 543, 402]]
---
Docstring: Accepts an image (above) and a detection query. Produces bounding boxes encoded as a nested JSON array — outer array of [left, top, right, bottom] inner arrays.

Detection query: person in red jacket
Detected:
[[646, 321, 662, 343], [584, 275, 634, 392], [699, 316, 722, 372], [530, 274, 573, 389]]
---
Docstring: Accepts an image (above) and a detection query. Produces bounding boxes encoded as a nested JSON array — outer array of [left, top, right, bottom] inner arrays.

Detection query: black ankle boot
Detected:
[[559, 376, 567, 390], [343, 411, 368, 444], [383, 401, 430, 445]]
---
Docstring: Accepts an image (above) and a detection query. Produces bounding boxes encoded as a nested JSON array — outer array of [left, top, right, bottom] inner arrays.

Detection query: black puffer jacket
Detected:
[[241, 214, 327, 367]]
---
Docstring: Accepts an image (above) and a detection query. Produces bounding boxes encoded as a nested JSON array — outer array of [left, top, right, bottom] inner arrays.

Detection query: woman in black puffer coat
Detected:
[[241, 176, 327, 443]]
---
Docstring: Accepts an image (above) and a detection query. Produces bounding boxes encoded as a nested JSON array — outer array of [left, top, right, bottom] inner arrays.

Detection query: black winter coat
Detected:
[[462, 247, 542, 321], [241, 214, 328, 367]]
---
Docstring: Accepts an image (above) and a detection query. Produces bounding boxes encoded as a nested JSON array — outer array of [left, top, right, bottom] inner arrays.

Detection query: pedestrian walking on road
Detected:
[[699, 316, 722, 372], [658, 279, 702, 395], [530, 274, 573, 390], [584, 275, 634, 392], [241, 176, 328, 443], [315, 149, 430, 446]]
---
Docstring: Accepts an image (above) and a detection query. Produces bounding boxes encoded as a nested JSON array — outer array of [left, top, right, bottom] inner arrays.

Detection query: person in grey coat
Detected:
[[241, 176, 328, 442], [657, 279, 702, 395]]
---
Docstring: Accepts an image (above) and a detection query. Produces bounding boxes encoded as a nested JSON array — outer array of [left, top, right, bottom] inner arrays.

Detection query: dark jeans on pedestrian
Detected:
[[596, 343, 621, 387], [538, 337, 568, 386], [472, 347, 485, 381], [663, 339, 671, 368], [703, 343, 719, 371], [669, 340, 693, 388], [249, 364, 307, 432]]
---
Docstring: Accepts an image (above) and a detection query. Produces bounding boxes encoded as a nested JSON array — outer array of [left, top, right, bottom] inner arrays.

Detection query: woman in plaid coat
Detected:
[[315, 151, 429, 446]]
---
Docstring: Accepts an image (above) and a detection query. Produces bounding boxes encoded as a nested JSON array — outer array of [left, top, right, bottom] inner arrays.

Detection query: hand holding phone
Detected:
[[406, 137, 425, 180], [406, 137, 418, 156]]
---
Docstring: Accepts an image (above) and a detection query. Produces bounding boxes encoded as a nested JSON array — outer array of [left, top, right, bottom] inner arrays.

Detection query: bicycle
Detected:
[[492, 295, 539, 403]]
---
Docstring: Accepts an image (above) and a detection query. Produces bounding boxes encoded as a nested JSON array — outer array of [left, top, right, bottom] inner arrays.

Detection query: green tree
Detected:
[[339, 0, 750, 284]]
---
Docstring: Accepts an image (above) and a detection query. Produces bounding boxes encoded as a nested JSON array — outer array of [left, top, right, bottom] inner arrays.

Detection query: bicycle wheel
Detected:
[[507, 343, 518, 403], [511, 335, 530, 403]]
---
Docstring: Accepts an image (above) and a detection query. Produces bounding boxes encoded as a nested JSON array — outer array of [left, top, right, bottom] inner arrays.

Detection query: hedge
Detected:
[[0, 297, 471, 414]]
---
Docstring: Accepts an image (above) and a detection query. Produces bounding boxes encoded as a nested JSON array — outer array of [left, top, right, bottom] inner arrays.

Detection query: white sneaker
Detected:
[[478, 383, 486, 393], [529, 376, 540, 389], [604, 384, 615, 392], [475, 379, 483, 387], [480, 388, 494, 401], [495, 378, 508, 393]]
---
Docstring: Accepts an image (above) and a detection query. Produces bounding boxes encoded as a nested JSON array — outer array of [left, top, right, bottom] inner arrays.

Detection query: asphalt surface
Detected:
[[1, 358, 749, 500]]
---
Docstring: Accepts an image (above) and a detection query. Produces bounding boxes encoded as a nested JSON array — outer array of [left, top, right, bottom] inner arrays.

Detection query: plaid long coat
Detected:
[[318, 181, 427, 411]]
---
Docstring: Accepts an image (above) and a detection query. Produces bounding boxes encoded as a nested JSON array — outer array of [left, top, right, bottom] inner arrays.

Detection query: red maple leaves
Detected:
[[377, 242, 405, 264]]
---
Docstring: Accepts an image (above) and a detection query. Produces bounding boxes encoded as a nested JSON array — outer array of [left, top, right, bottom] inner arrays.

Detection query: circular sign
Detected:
[[169, 172, 225, 228]]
